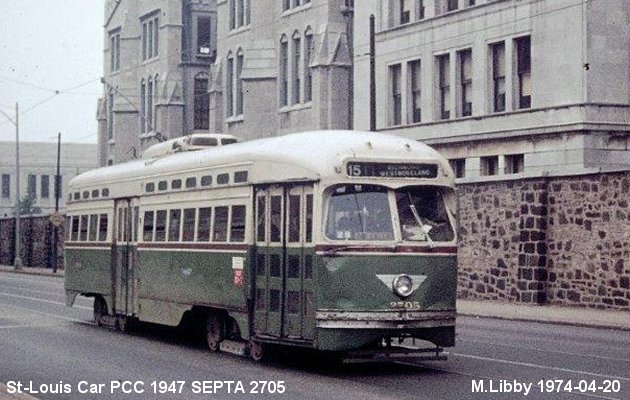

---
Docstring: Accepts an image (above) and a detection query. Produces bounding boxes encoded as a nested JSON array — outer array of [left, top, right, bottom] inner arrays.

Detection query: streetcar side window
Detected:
[[217, 173, 229, 185], [155, 210, 167, 241], [89, 214, 98, 241], [270, 195, 282, 242], [256, 196, 266, 242], [168, 209, 182, 241], [182, 208, 196, 242], [197, 207, 212, 241], [171, 179, 182, 190], [305, 194, 313, 242], [158, 181, 167, 191], [71, 216, 80, 241], [143, 211, 154, 242], [230, 205, 246, 242], [185, 177, 197, 188], [213, 206, 229, 242], [66, 217, 72, 240], [98, 214, 108, 241], [80, 215, 89, 241], [288, 194, 301, 243], [201, 175, 212, 187]]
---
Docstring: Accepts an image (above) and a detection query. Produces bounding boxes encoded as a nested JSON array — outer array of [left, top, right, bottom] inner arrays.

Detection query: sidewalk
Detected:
[[458, 299, 630, 331], [0, 265, 63, 278]]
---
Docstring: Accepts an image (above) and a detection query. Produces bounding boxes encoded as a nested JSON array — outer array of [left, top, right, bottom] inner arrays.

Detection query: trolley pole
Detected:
[[369, 14, 376, 132], [14, 103, 22, 270]]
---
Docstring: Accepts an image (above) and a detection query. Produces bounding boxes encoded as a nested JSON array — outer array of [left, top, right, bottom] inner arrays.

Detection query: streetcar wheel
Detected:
[[206, 314, 224, 352], [249, 341, 266, 362], [93, 297, 107, 327]]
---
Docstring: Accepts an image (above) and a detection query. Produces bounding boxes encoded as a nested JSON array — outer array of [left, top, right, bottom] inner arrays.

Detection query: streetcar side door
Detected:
[[253, 184, 315, 340], [113, 198, 139, 317]]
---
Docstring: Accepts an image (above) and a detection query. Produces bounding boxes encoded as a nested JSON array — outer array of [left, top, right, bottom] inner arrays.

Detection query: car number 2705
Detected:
[[389, 301, 421, 309]]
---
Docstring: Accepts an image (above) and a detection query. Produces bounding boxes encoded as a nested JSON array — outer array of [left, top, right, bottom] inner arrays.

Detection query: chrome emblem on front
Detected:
[[376, 274, 427, 295]]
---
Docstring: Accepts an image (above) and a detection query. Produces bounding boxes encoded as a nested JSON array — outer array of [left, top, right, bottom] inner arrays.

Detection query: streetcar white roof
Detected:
[[69, 131, 453, 196]]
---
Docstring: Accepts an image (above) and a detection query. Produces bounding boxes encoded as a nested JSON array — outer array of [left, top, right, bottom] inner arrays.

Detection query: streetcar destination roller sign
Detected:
[[346, 162, 438, 178]]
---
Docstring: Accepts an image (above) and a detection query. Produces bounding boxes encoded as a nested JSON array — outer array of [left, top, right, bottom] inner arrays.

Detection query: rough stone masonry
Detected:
[[457, 171, 630, 309]]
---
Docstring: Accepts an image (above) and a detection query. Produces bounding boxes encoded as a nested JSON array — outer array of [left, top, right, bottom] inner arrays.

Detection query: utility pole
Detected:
[[52, 132, 61, 273], [14, 103, 22, 270], [369, 14, 376, 132]]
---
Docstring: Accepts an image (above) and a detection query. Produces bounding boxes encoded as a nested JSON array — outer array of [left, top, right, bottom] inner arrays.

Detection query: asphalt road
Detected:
[[1, 272, 629, 400]]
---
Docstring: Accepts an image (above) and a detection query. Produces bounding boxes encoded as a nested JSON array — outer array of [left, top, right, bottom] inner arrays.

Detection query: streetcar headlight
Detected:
[[392, 274, 414, 298]]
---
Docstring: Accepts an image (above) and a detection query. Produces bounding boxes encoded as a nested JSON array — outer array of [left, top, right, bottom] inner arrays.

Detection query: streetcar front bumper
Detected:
[[314, 309, 456, 351]]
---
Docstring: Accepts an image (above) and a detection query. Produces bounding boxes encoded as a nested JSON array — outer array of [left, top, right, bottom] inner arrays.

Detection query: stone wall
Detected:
[[0, 215, 64, 270], [457, 171, 630, 310]]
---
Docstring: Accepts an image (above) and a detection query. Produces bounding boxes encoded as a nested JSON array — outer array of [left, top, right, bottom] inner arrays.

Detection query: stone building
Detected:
[[207, 0, 354, 140], [354, 0, 630, 180], [0, 141, 97, 216], [98, 0, 218, 166]]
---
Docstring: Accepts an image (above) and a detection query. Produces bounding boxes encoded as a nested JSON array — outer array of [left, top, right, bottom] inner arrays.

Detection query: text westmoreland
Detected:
[[472, 379, 533, 396]]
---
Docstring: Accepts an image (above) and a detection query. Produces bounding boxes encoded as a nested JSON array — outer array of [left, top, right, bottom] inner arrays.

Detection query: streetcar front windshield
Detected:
[[325, 184, 455, 242], [325, 185, 394, 241], [395, 186, 454, 242]]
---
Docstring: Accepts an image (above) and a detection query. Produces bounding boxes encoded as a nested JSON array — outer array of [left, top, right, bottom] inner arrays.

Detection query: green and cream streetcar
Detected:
[[64, 130, 458, 361]]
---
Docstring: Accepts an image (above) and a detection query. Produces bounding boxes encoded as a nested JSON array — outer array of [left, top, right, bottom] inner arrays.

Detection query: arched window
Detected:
[[279, 35, 288, 107], [304, 27, 314, 102], [140, 79, 146, 133], [154, 74, 159, 131], [147, 76, 154, 132], [292, 31, 301, 105], [236, 48, 244, 116], [107, 89, 115, 140], [226, 51, 234, 117], [194, 72, 210, 129]]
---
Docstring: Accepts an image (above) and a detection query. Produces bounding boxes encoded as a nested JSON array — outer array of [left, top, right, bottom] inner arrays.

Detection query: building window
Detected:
[[417, 0, 425, 19], [437, 54, 450, 120], [505, 154, 524, 174], [459, 49, 472, 117], [141, 14, 159, 61], [230, 0, 250, 30], [40, 175, 50, 199], [147, 77, 154, 131], [400, 0, 411, 24], [304, 30, 313, 102], [481, 156, 499, 176], [491, 42, 506, 112], [450, 159, 466, 178], [107, 91, 115, 140], [292, 32, 301, 105], [447, 0, 458, 12], [140, 79, 146, 133], [408, 59, 421, 123], [389, 63, 402, 126], [236, 49, 244, 115], [226, 52, 234, 117], [197, 16, 212, 55], [194, 73, 209, 129], [28, 175, 36, 198], [1, 174, 9, 198], [109, 30, 121, 72], [516, 36, 531, 109], [468, 0, 476, 6], [279, 36, 289, 107]]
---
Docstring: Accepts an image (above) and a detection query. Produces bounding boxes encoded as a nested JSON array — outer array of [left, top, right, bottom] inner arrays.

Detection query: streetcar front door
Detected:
[[253, 185, 315, 340], [113, 198, 139, 317]]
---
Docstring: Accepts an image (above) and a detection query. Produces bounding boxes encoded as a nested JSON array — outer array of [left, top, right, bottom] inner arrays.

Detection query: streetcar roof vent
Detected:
[[142, 133, 241, 160]]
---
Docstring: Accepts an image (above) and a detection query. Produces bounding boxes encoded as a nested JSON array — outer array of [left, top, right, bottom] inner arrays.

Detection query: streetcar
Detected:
[[64, 130, 458, 362]]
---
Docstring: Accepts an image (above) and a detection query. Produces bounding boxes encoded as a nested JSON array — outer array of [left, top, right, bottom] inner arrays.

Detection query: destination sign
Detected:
[[346, 162, 438, 178]]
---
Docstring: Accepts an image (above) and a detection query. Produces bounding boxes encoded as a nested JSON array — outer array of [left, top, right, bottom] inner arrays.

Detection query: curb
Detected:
[[457, 311, 630, 332], [0, 269, 64, 279]]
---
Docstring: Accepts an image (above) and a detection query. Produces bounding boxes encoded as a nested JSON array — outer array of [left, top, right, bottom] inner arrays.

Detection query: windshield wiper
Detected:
[[409, 203, 435, 249]]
